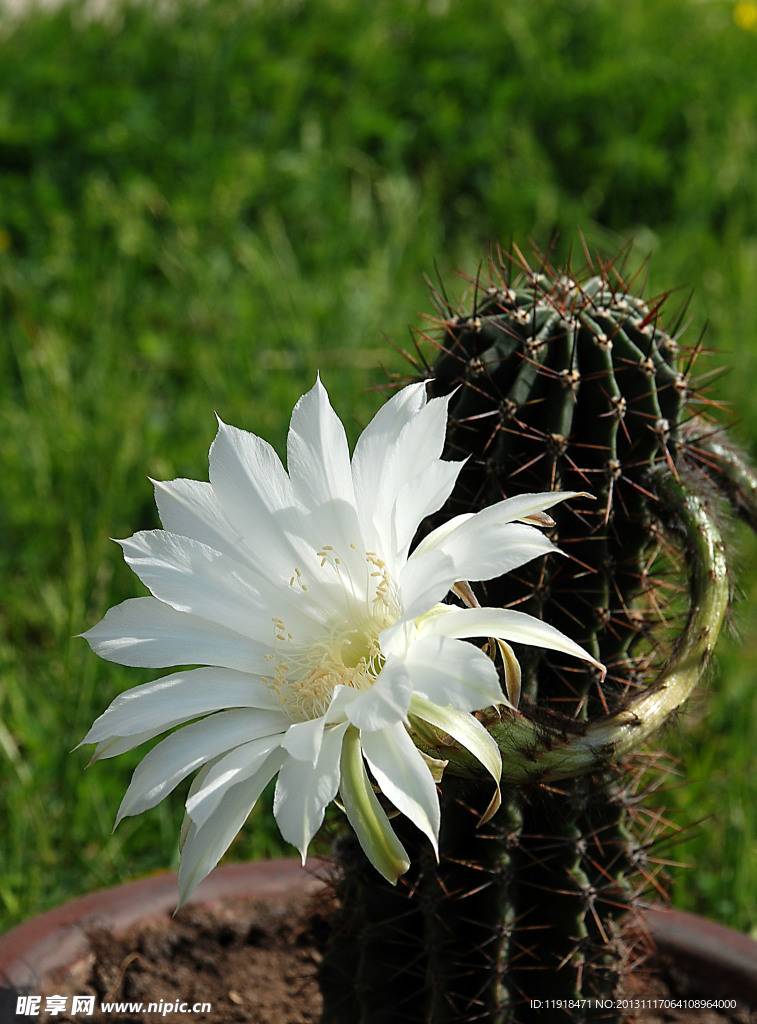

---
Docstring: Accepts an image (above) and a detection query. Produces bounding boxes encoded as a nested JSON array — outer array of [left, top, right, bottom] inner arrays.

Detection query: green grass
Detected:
[[1, 0, 757, 936]]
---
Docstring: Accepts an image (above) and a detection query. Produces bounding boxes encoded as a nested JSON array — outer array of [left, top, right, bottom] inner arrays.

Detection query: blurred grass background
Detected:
[[1, 0, 757, 936]]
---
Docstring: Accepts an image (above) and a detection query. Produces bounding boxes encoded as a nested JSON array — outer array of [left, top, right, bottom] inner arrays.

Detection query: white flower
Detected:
[[80, 377, 602, 904]]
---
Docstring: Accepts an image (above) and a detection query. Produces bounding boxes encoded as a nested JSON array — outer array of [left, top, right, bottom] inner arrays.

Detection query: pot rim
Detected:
[[0, 858, 329, 992], [641, 904, 757, 1002]]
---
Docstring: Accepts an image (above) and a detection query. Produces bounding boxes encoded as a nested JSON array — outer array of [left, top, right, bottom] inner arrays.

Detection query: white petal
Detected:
[[286, 377, 357, 516], [177, 751, 284, 906], [351, 381, 428, 510], [116, 708, 289, 822], [183, 762, 211, 837], [420, 605, 605, 676], [273, 721, 349, 859], [361, 722, 440, 854], [152, 477, 244, 560], [185, 734, 284, 827], [117, 531, 282, 640], [322, 683, 356, 724], [390, 390, 453, 474], [280, 715, 327, 765], [294, 498, 370, 607], [413, 490, 585, 560], [361, 388, 453, 504], [410, 521, 558, 585], [397, 546, 457, 621], [409, 694, 502, 787], [401, 634, 504, 712], [81, 597, 274, 672], [391, 457, 465, 565], [89, 728, 168, 762], [80, 667, 283, 754], [351, 382, 429, 553], [346, 655, 413, 731], [353, 388, 458, 566], [377, 617, 413, 660], [285, 386, 366, 587], [339, 726, 410, 883], [409, 694, 502, 823], [208, 419, 313, 586], [117, 529, 330, 643], [211, 416, 292, 510], [495, 489, 588, 520]]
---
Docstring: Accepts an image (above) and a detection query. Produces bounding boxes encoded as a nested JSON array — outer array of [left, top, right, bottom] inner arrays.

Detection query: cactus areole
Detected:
[[320, 246, 753, 1024]]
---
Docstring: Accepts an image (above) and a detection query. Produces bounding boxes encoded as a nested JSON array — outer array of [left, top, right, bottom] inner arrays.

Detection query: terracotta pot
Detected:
[[1, 860, 756, 1015], [638, 904, 757, 1004], [0, 860, 327, 995]]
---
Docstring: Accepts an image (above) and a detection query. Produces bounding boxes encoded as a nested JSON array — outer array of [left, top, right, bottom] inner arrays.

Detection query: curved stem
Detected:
[[423, 475, 729, 784]]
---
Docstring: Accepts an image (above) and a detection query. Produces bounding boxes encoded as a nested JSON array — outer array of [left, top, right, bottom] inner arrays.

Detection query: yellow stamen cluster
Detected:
[[265, 544, 400, 723]]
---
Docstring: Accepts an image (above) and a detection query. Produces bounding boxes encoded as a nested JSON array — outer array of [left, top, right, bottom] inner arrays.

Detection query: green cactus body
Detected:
[[320, 250, 742, 1023], [431, 264, 686, 718]]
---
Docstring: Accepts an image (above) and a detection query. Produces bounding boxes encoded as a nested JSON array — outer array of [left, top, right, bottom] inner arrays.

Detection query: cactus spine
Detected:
[[320, 246, 752, 1023]]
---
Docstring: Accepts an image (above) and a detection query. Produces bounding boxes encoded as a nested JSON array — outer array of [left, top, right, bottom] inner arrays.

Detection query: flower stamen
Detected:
[[266, 547, 399, 724], [266, 617, 387, 723]]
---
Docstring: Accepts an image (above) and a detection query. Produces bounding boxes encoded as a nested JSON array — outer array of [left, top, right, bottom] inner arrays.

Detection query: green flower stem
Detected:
[[423, 477, 728, 784]]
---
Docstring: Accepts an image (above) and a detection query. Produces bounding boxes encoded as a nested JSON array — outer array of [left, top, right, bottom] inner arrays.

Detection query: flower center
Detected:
[[264, 546, 399, 722], [268, 621, 386, 722]]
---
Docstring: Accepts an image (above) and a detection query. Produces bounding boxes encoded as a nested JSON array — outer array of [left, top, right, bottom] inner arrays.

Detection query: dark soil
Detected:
[[38, 890, 328, 1024], [36, 889, 756, 1024]]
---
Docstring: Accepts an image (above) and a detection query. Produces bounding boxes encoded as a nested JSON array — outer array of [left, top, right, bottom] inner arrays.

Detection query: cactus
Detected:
[[319, 245, 754, 1023]]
